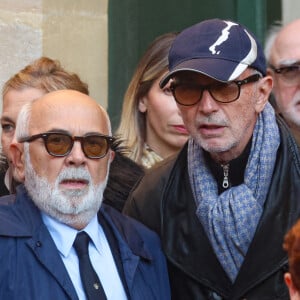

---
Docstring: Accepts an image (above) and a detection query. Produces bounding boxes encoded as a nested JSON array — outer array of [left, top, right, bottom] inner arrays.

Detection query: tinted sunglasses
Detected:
[[19, 132, 114, 159], [170, 74, 261, 106], [269, 63, 300, 86]]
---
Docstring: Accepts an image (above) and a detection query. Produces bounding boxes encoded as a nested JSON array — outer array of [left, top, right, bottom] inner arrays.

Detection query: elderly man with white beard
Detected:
[[265, 19, 300, 145], [0, 89, 170, 300]]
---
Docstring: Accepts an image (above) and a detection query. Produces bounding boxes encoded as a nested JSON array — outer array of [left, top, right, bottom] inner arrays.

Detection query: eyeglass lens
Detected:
[[82, 135, 109, 158], [275, 65, 300, 85], [45, 133, 109, 158], [172, 81, 240, 106], [171, 74, 260, 106], [46, 134, 71, 156]]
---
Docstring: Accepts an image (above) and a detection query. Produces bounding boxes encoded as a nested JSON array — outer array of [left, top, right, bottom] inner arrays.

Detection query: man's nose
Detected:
[[64, 141, 87, 166], [197, 89, 219, 114]]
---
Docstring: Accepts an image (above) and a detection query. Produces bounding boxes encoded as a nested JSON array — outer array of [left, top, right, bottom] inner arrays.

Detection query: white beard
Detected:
[[23, 144, 108, 228]]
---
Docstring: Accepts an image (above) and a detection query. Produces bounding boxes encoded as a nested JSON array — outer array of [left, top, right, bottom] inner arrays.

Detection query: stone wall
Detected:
[[0, 0, 108, 108], [282, 0, 300, 24], [0, 0, 298, 113]]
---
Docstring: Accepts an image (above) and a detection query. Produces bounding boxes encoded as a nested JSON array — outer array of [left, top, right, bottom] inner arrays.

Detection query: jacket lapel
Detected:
[[1, 186, 79, 300], [99, 205, 152, 291], [26, 226, 79, 299], [232, 144, 300, 298], [162, 126, 300, 298], [162, 150, 232, 297]]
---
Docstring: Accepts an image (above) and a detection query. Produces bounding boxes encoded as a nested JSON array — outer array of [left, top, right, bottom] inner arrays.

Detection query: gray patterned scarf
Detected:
[[188, 103, 280, 282]]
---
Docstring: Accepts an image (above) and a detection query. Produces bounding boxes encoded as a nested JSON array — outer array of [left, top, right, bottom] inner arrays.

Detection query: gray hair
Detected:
[[97, 103, 112, 136], [15, 101, 34, 141], [264, 21, 282, 63]]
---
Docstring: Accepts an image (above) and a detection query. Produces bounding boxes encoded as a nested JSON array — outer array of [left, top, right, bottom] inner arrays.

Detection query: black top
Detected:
[[0, 170, 9, 197], [205, 139, 252, 194]]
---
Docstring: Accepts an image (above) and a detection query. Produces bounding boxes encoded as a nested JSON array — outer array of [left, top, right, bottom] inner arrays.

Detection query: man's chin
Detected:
[[52, 208, 97, 229], [60, 188, 89, 197]]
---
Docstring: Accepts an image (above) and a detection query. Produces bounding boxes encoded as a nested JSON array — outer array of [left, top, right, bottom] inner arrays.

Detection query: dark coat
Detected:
[[104, 152, 144, 212], [124, 117, 300, 300], [0, 185, 170, 300]]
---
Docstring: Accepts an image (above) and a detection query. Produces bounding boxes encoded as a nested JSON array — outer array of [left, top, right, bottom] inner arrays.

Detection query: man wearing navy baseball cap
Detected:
[[124, 19, 300, 299]]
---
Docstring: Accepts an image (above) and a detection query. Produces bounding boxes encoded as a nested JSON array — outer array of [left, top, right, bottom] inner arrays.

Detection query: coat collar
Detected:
[[0, 184, 154, 295], [99, 204, 153, 262], [0, 185, 41, 237], [0, 184, 153, 262], [161, 119, 300, 298], [98, 205, 153, 291]]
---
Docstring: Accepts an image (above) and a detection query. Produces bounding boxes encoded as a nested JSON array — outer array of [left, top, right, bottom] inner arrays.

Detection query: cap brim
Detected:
[[160, 58, 247, 88]]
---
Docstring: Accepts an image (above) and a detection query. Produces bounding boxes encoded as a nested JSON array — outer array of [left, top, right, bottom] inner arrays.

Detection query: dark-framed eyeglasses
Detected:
[[18, 132, 114, 159], [269, 63, 300, 85], [170, 74, 261, 106]]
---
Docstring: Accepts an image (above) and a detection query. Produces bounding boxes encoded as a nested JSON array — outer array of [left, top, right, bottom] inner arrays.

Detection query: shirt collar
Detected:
[[41, 213, 101, 257]]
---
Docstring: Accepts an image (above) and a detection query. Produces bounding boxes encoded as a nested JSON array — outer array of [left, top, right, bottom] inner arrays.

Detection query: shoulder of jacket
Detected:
[[277, 115, 300, 173]]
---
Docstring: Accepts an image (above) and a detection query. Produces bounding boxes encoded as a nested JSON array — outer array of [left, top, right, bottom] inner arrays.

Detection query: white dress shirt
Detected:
[[42, 213, 127, 300]]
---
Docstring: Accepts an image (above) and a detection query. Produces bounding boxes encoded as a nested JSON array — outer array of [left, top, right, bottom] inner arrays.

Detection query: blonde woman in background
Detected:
[[0, 57, 89, 195], [116, 32, 189, 169], [0, 57, 144, 211]]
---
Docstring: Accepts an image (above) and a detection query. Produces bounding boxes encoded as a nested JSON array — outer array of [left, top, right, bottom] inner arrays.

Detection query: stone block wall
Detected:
[[0, 0, 108, 109]]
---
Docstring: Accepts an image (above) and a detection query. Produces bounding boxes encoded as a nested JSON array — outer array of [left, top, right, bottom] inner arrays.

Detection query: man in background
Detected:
[[265, 19, 300, 145], [124, 18, 300, 299]]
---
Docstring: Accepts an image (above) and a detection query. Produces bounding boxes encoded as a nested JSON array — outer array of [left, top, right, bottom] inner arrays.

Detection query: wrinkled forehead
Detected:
[[29, 98, 110, 136], [272, 31, 300, 64], [172, 68, 252, 85]]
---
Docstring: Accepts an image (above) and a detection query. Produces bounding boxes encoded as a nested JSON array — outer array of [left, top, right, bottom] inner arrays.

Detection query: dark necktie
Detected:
[[73, 231, 107, 300]]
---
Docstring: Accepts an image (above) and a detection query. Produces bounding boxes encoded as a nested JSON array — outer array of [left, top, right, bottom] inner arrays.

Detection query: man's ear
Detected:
[[9, 142, 25, 182], [109, 150, 115, 163], [284, 272, 299, 299], [255, 75, 273, 113]]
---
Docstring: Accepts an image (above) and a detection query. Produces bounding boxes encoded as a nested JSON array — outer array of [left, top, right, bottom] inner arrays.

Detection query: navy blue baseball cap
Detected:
[[160, 18, 266, 88]]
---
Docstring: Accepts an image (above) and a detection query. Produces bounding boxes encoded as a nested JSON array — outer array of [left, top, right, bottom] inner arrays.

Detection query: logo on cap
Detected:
[[209, 21, 238, 55], [159, 18, 266, 88]]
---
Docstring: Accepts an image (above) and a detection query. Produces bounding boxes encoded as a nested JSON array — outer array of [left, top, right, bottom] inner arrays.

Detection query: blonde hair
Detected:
[[3, 56, 88, 97], [116, 32, 177, 164]]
